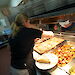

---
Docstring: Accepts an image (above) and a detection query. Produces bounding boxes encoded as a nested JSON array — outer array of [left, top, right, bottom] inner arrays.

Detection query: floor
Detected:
[[0, 46, 11, 75]]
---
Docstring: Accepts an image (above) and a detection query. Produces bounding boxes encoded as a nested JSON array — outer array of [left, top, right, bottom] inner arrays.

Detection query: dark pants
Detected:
[[35, 67, 51, 75], [26, 50, 36, 75]]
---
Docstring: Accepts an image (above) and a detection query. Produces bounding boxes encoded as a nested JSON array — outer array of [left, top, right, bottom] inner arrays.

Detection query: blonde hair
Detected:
[[11, 22, 19, 37], [15, 13, 28, 26], [11, 13, 28, 37]]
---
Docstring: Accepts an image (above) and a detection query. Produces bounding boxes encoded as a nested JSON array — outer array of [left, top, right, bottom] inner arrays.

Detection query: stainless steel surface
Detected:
[[54, 32, 75, 42], [61, 58, 75, 72], [48, 67, 69, 75], [48, 58, 75, 75], [58, 67, 70, 75]]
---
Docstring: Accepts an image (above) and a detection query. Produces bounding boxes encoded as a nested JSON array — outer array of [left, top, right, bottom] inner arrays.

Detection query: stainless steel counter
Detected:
[[47, 33, 75, 75], [54, 32, 75, 42], [48, 58, 75, 75], [34, 32, 75, 75], [0, 40, 8, 49]]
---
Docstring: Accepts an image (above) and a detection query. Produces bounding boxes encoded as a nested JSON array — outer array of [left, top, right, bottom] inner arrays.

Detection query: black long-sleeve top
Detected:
[[8, 27, 42, 69]]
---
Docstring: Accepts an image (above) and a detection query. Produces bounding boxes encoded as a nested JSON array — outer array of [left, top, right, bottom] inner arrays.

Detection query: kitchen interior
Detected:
[[0, 0, 75, 75]]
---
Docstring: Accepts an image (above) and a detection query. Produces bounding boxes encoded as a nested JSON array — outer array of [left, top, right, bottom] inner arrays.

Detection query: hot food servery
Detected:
[[33, 37, 75, 68]]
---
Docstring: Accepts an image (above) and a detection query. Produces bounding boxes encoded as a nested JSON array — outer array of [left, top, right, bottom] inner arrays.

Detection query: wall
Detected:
[[0, 11, 10, 35]]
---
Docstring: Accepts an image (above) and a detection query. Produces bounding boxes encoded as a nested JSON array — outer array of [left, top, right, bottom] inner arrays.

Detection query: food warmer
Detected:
[[48, 32, 75, 75], [33, 32, 75, 75]]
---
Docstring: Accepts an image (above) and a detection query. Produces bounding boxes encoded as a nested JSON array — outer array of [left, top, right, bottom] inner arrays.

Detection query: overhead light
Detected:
[[10, 0, 22, 7], [0, 0, 22, 8]]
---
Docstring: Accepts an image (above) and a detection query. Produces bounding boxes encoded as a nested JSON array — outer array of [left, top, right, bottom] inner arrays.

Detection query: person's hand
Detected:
[[34, 38, 41, 43], [42, 31, 54, 39]]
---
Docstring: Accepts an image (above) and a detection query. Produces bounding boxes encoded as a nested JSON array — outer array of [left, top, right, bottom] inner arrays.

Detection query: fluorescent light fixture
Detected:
[[0, 0, 22, 8], [10, 0, 22, 7]]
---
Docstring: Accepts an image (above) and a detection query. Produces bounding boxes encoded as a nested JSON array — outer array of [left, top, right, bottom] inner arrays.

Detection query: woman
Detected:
[[8, 13, 54, 75]]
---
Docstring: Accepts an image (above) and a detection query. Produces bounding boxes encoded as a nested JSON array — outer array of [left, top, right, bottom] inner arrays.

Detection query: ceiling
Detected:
[[0, 0, 28, 8], [1, 0, 75, 24]]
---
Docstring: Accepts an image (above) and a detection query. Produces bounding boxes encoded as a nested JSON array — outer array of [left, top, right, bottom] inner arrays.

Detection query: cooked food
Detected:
[[36, 54, 50, 63], [33, 37, 64, 54], [34, 36, 75, 67], [34, 38, 48, 44], [51, 43, 75, 67], [69, 66, 75, 75]]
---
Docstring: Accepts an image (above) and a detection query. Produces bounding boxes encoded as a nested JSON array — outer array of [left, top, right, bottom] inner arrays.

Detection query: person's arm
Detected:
[[34, 30, 54, 43], [41, 30, 54, 39]]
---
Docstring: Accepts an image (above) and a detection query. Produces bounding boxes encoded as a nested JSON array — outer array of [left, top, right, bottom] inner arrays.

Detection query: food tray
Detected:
[[50, 40, 75, 67], [33, 37, 64, 54]]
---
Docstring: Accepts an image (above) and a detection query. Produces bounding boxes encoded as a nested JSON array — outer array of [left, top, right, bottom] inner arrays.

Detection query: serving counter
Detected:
[[48, 32, 75, 75], [0, 35, 8, 49], [54, 32, 75, 42], [33, 32, 75, 75], [48, 58, 75, 75]]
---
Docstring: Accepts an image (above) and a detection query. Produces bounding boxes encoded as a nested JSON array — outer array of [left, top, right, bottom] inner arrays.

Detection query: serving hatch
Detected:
[[33, 32, 75, 68]]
